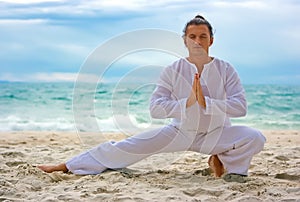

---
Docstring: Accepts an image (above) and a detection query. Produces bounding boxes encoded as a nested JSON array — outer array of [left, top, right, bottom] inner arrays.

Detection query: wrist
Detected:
[[186, 97, 196, 108]]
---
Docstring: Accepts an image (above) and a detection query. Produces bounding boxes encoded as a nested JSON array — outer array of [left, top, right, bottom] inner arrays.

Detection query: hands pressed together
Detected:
[[186, 73, 206, 109]]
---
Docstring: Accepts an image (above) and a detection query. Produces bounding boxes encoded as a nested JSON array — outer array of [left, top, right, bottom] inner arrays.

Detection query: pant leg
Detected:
[[189, 126, 266, 176], [66, 150, 105, 175], [66, 125, 196, 175], [215, 126, 266, 175]]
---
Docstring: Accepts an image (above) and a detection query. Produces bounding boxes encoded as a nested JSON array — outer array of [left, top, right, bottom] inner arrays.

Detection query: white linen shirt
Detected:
[[149, 57, 247, 133]]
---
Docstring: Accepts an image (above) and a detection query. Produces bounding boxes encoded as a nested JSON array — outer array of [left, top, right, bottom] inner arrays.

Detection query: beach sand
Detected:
[[0, 130, 299, 202]]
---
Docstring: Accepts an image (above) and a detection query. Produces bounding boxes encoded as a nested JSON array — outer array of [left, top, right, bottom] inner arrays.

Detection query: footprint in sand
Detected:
[[6, 161, 27, 167], [1, 151, 25, 158], [274, 173, 300, 181], [274, 155, 289, 161], [92, 187, 119, 194], [182, 187, 223, 197]]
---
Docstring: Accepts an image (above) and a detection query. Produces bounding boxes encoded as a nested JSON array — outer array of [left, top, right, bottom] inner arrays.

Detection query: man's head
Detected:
[[183, 15, 214, 54]]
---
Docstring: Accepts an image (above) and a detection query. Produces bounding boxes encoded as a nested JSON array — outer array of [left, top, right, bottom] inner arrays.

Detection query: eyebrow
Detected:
[[188, 33, 208, 37]]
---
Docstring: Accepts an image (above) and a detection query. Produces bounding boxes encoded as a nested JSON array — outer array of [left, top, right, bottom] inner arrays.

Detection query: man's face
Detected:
[[184, 24, 214, 54]]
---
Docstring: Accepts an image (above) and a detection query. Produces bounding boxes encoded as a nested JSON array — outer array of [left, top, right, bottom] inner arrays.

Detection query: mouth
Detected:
[[192, 46, 203, 49], [191, 43, 203, 48]]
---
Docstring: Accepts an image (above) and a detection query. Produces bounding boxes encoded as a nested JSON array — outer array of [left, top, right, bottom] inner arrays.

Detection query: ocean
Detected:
[[0, 82, 299, 132]]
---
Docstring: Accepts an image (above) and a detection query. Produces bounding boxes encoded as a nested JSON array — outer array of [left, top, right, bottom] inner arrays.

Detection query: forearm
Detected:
[[150, 96, 188, 119], [204, 95, 247, 117]]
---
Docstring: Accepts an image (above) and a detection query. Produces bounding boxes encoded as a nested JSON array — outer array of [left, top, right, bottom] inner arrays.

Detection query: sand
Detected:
[[0, 130, 299, 202]]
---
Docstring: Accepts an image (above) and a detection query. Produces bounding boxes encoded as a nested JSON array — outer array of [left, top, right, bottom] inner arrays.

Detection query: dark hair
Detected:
[[183, 15, 214, 37]]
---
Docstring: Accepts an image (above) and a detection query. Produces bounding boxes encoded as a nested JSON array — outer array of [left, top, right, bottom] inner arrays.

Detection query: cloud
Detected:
[[0, 0, 299, 84], [0, 0, 63, 3], [0, 0, 187, 20], [0, 19, 47, 24], [212, 0, 268, 9], [0, 72, 108, 83], [0, 71, 160, 84], [0, 72, 77, 82]]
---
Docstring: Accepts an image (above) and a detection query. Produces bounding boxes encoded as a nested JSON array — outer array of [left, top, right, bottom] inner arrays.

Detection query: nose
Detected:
[[193, 37, 202, 46]]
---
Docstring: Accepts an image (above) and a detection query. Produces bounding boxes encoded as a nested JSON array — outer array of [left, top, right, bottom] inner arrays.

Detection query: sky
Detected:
[[0, 0, 299, 84]]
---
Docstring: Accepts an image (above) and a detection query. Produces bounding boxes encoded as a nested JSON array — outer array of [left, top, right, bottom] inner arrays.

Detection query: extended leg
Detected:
[[66, 126, 197, 175]]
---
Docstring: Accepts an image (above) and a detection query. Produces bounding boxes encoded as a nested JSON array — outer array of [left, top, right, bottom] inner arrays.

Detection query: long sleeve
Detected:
[[203, 64, 247, 118], [149, 86, 188, 119], [149, 66, 188, 120]]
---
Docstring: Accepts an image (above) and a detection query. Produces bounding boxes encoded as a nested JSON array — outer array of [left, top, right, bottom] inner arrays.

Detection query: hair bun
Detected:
[[194, 15, 205, 20], [183, 14, 213, 37]]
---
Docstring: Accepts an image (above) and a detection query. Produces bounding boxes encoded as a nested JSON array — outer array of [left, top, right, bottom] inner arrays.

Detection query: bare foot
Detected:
[[208, 155, 225, 177], [37, 163, 68, 173]]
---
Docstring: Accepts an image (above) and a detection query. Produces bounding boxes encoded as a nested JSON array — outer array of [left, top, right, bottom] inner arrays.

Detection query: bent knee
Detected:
[[250, 129, 266, 154]]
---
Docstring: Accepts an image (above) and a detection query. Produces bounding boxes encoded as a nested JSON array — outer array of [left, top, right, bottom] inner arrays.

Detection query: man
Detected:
[[39, 15, 266, 183]]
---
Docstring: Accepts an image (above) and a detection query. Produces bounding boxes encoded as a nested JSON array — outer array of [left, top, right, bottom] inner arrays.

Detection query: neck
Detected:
[[187, 54, 212, 73]]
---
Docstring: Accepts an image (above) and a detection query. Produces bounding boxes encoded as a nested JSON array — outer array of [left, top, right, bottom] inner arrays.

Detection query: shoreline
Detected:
[[1, 130, 299, 201], [1, 129, 299, 147]]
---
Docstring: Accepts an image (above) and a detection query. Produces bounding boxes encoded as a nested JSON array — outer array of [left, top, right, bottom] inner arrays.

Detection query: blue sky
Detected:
[[0, 0, 299, 84]]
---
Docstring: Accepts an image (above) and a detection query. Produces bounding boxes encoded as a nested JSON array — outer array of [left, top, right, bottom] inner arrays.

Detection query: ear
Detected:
[[182, 36, 187, 47], [209, 37, 214, 46]]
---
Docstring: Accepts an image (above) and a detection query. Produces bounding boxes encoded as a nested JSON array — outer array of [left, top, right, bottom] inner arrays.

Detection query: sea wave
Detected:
[[0, 83, 299, 131]]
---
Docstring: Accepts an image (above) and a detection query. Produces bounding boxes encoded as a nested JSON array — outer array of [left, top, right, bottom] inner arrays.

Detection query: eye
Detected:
[[188, 34, 196, 39]]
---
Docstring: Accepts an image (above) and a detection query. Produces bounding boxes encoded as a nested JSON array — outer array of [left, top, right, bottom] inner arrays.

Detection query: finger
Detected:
[[196, 74, 203, 104], [197, 80, 206, 108], [196, 75, 199, 101], [193, 73, 197, 94], [194, 73, 199, 100], [187, 73, 198, 108], [197, 85, 202, 104]]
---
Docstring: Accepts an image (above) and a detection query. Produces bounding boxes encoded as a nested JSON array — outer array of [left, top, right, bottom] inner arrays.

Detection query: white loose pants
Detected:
[[66, 125, 266, 175]]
